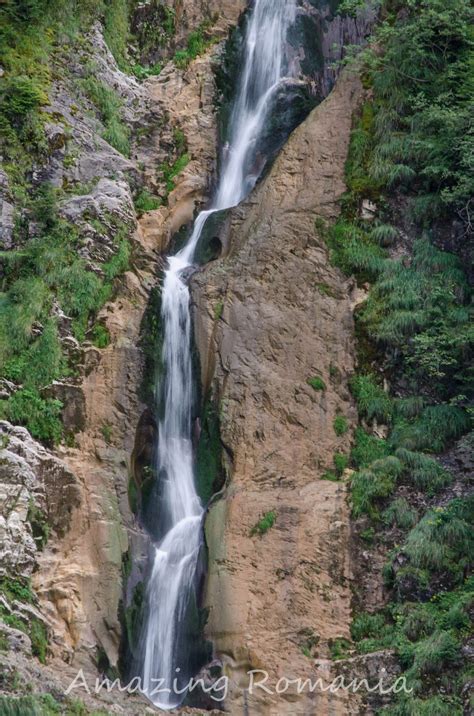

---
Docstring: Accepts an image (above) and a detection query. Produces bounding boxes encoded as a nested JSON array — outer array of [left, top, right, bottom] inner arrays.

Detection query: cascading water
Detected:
[[138, 0, 296, 708]]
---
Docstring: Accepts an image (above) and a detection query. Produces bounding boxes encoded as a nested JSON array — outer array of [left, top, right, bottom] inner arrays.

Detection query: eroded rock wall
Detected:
[[191, 69, 364, 714]]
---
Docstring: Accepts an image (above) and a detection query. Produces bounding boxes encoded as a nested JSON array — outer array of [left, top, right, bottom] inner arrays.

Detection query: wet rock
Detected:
[[192, 70, 364, 714]]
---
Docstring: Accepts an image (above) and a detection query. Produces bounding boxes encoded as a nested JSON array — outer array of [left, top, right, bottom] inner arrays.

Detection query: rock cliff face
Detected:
[[191, 70, 364, 714]]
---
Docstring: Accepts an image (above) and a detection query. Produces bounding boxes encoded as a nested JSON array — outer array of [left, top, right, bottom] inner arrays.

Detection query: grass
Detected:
[[307, 376, 326, 391], [350, 373, 393, 424], [173, 23, 215, 69], [134, 189, 162, 215], [251, 510, 277, 537], [333, 415, 349, 436], [160, 153, 190, 195], [351, 456, 403, 519], [101, 423, 113, 444], [81, 75, 130, 156], [0, 186, 131, 443]]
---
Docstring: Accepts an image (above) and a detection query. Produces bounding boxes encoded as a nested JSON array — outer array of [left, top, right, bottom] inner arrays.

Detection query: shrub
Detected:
[[251, 510, 277, 536], [391, 498, 473, 587], [307, 376, 326, 391], [390, 405, 470, 454]]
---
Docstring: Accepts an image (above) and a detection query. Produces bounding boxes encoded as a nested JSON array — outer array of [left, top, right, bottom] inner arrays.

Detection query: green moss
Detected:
[[251, 510, 277, 537], [195, 398, 224, 505], [123, 581, 145, 655], [213, 300, 224, 321], [307, 376, 326, 391]]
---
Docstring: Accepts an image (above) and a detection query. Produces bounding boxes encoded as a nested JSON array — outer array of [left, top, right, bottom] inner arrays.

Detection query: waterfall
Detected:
[[139, 0, 296, 708]]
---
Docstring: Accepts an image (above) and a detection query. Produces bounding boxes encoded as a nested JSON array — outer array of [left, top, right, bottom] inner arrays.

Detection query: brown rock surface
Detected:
[[191, 69, 364, 714]]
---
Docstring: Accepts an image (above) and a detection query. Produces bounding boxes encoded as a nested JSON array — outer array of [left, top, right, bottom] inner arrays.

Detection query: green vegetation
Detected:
[[350, 373, 392, 423], [335, 3, 474, 711], [82, 75, 130, 156], [213, 300, 224, 321], [134, 189, 162, 215], [333, 415, 349, 436], [195, 398, 224, 505], [0, 693, 109, 715], [251, 510, 277, 537], [101, 423, 113, 444], [160, 153, 191, 196], [307, 376, 326, 391], [89, 323, 110, 349], [0, 187, 131, 443], [27, 501, 50, 549], [173, 22, 215, 69], [329, 637, 352, 660]]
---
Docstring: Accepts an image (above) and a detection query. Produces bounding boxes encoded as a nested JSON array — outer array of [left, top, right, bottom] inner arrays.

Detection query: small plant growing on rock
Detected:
[[333, 415, 349, 436], [251, 510, 277, 537], [307, 376, 326, 391], [101, 423, 113, 444]]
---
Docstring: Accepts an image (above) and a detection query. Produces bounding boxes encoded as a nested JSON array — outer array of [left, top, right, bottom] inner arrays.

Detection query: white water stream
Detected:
[[140, 0, 296, 708]]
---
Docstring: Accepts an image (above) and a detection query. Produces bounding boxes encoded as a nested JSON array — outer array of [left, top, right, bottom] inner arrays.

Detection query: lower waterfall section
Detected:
[[135, 0, 299, 708]]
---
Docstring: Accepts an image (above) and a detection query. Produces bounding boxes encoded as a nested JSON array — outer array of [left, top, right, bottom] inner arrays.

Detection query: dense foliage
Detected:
[[330, 0, 473, 712]]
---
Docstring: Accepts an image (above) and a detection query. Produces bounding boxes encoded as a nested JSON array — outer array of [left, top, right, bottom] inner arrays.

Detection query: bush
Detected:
[[82, 76, 130, 156], [392, 498, 473, 587], [160, 153, 190, 194]]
